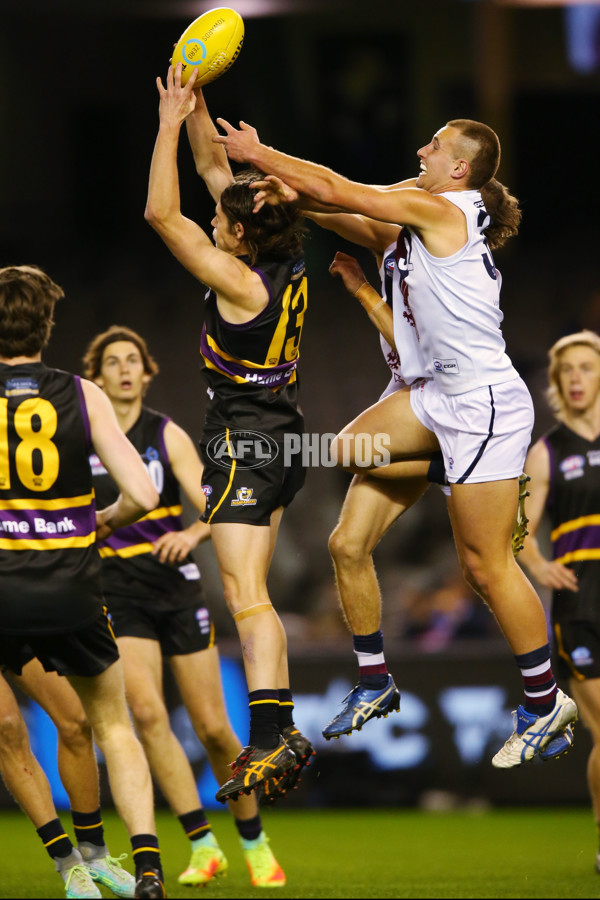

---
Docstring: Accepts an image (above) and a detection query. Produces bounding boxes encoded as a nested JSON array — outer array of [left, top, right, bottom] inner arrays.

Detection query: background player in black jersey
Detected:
[[145, 65, 313, 805], [519, 330, 600, 872], [0, 265, 165, 899], [82, 324, 286, 888], [0, 658, 137, 898]]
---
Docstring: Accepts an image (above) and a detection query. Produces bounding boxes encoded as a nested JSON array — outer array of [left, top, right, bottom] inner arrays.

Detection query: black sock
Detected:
[[37, 818, 74, 861], [130, 833, 162, 881], [278, 689, 295, 731], [248, 689, 280, 748], [235, 814, 262, 841], [72, 807, 105, 849], [178, 809, 211, 842]]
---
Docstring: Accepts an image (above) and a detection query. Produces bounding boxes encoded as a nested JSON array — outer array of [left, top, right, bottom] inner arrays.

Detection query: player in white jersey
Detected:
[[214, 116, 578, 765], [298, 208, 448, 734]]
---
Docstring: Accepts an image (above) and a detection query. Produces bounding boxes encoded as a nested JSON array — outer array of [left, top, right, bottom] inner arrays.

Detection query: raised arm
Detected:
[[144, 64, 265, 315], [81, 381, 159, 537], [250, 174, 400, 255], [518, 439, 579, 592], [185, 87, 233, 203], [213, 120, 454, 235], [329, 251, 394, 350]]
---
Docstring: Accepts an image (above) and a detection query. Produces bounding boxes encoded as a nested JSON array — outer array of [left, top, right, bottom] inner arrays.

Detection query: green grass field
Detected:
[[1, 806, 598, 898]]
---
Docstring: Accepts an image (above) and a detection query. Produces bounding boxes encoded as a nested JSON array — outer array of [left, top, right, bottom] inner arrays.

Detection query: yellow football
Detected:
[[171, 7, 244, 87]]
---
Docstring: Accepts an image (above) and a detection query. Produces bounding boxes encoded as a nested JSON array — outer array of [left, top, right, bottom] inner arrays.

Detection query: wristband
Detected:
[[368, 298, 387, 316], [353, 282, 385, 314]]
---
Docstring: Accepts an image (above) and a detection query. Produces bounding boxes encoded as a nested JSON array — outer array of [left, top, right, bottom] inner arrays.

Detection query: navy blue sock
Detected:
[[515, 644, 557, 716], [353, 631, 389, 689]]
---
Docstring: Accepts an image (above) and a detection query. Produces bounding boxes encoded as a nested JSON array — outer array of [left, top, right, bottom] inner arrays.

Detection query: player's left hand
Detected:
[[214, 118, 259, 162], [152, 529, 197, 564], [329, 251, 368, 296]]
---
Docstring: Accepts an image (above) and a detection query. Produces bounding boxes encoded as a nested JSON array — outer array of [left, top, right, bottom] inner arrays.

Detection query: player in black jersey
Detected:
[[145, 66, 314, 806], [82, 324, 286, 888], [520, 330, 600, 872], [1, 657, 138, 898], [0, 266, 165, 900]]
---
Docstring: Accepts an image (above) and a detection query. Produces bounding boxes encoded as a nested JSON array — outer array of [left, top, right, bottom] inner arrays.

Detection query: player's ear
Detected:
[[234, 221, 244, 240], [453, 158, 469, 179], [142, 373, 152, 389], [94, 376, 104, 389]]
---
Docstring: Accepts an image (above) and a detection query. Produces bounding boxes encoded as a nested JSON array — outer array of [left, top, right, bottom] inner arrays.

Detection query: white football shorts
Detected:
[[409, 376, 534, 484]]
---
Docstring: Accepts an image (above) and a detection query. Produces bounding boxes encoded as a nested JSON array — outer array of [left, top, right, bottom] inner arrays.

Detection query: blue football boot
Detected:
[[539, 723, 575, 761], [322, 675, 401, 740]]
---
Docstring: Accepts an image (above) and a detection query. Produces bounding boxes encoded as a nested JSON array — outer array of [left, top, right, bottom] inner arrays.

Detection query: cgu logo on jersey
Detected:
[[560, 454, 585, 480], [231, 487, 257, 507], [433, 358, 459, 374]]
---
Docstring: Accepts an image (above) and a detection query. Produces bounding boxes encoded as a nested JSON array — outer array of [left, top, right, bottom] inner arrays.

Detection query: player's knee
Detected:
[[0, 711, 29, 755], [129, 698, 169, 740], [56, 710, 93, 750], [329, 522, 369, 567], [194, 717, 230, 753]]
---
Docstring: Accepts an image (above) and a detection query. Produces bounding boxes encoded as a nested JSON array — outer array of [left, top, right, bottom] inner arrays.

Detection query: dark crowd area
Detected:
[[2, 0, 600, 644]]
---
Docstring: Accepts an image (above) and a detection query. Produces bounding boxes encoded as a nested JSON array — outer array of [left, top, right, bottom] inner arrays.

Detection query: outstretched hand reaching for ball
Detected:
[[156, 62, 199, 128], [214, 118, 261, 163]]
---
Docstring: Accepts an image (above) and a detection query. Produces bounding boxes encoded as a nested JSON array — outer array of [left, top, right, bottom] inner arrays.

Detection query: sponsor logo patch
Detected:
[[5, 377, 39, 397], [560, 455, 585, 480], [231, 487, 258, 507], [571, 645, 594, 667], [433, 358, 459, 374]]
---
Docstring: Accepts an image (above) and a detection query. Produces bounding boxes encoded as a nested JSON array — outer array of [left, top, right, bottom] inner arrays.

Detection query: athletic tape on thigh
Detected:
[[233, 602, 273, 622]]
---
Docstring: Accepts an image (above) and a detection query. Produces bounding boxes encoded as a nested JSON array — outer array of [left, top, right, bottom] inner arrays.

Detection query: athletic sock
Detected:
[[130, 833, 162, 881], [72, 807, 105, 852], [178, 808, 212, 843], [353, 630, 389, 689], [240, 829, 267, 851], [36, 818, 74, 861], [235, 814, 262, 842], [278, 689, 295, 731], [515, 644, 558, 716], [248, 689, 280, 749]]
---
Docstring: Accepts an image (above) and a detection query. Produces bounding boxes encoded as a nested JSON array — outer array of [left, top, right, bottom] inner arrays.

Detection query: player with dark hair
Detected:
[[0, 265, 165, 899], [82, 324, 286, 888], [213, 116, 578, 765], [519, 330, 600, 868], [145, 66, 313, 805]]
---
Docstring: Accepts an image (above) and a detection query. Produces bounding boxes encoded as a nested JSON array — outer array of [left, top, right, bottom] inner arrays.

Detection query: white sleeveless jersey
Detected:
[[378, 241, 405, 394], [392, 189, 517, 395], [380, 240, 428, 396]]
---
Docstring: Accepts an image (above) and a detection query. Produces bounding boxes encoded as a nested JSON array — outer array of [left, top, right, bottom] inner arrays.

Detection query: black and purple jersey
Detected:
[[200, 253, 307, 438], [92, 406, 203, 611], [0, 362, 102, 634], [543, 422, 600, 625]]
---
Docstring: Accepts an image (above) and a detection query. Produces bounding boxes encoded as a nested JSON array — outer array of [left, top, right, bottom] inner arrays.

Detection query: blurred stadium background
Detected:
[[1, 0, 600, 816]]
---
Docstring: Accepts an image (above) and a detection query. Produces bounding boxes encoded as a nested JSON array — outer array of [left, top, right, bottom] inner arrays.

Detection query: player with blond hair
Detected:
[[520, 330, 600, 868]]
